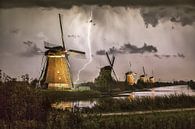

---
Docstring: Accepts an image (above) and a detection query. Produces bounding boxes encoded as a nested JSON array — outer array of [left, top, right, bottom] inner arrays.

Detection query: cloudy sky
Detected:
[[0, 0, 195, 82]]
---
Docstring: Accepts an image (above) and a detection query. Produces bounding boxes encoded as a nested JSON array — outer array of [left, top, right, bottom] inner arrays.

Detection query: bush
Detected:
[[188, 80, 195, 89], [0, 82, 50, 122]]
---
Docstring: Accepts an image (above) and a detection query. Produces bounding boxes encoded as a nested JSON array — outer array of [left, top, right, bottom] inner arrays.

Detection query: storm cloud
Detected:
[[140, 6, 195, 27], [21, 41, 43, 57], [96, 43, 158, 55], [0, 0, 195, 9], [154, 53, 185, 59]]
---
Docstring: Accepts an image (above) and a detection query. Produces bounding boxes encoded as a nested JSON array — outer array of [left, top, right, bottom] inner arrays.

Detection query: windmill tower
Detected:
[[39, 14, 85, 90]]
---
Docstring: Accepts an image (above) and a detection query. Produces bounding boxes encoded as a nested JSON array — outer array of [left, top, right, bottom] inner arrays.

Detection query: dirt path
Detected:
[[83, 107, 195, 117]]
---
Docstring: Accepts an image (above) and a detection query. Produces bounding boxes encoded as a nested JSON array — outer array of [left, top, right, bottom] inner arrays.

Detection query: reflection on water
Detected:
[[52, 100, 96, 110], [121, 85, 195, 98], [52, 85, 195, 110], [52, 102, 74, 110]]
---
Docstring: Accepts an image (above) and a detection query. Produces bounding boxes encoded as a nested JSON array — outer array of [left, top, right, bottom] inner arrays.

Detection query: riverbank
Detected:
[[41, 89, 101, 102], [1, 82, 195, 129], [1, 109, 194, 129]]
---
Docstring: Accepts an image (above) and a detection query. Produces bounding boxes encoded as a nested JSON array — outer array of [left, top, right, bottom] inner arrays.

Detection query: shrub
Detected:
[[0, 81, 50, 122]]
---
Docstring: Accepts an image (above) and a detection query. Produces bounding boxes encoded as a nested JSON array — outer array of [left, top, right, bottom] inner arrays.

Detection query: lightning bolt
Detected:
[[75, 9, 93, 84]]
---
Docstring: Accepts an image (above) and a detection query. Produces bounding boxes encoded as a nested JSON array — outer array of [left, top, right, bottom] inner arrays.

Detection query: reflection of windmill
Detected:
[[39, 14, 85, 90]]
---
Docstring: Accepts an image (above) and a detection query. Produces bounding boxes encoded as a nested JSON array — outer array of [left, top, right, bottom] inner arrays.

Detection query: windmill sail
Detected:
[[68, 49, 86, 59], [59, 14, 66, 50], [143, 66, 146, 76], [106, 52, 118, 81]]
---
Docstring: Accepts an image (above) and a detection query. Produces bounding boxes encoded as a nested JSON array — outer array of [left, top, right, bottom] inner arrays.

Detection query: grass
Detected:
[[81, 94, 195, 113], [1, 81, 195, 129], [41, 89, 101, 102], [1, 110, 195, 129], [82, 111, 195, 129]]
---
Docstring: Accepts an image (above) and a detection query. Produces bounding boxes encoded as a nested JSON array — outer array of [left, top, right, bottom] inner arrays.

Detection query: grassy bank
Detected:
[[81, 111, 195, 129], [81, 94, 195, 113], [41, 89, 101, 102], [1, 110, 195, 129], [1, 82, 195, 129]]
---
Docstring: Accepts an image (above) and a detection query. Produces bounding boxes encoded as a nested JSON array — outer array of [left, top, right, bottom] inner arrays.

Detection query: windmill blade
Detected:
[[112, 68, 119, 81], [58, 14, 66, 50], [106, 52, 112, 66], [143, 66, 146, 76], [64, 55, 74, 88], [106, 52, 118, 81], [129, 61, 131, 69], [111, 55, 115, 67], [67, 49, 86, 59]]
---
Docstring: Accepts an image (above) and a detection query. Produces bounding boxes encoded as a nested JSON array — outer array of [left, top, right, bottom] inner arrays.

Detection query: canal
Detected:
[[52, 85, 195, 110]]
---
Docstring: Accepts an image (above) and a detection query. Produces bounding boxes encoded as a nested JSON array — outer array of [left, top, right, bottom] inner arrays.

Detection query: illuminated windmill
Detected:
[[39, 14, 85, 90], [125, 62, 136, 86]]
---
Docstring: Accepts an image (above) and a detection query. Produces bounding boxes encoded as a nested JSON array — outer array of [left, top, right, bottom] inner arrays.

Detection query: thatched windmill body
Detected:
[[39, 14, 85, 90]]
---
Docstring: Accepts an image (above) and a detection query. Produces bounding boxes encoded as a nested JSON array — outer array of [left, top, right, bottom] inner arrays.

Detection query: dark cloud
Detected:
[[96, 49, 106, 55], [154, 53, 185, 59], [21, 41, 43, 57], [140, 6, 195, 27], [0, 0, 195, 9], [96, 43, 158, 55]]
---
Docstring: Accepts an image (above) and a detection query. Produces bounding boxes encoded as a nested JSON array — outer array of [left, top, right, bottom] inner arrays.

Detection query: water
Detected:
[[51, 100, 96, 110], [52, 85, 195, 110], [119, 85, 195, 98]]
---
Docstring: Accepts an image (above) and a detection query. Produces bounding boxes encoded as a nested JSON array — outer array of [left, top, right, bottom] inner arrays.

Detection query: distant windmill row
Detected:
[[126, 66, 155, 86]]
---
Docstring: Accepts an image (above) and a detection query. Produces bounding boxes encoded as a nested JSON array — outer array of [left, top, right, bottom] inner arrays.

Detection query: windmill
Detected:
[[149, 70, 155, 83], [125, 62, 136, 86], [95, 52, 118, 84], [94, 52, 118, 93], [105, 52, 118, 81], [39, 14, 86, 90], [139, 66, 148, 83]]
